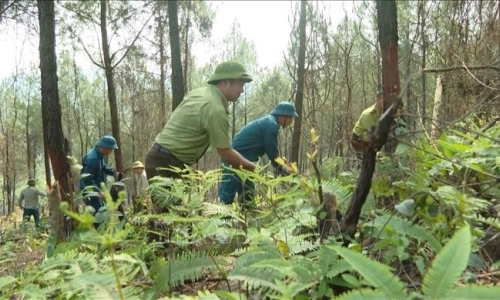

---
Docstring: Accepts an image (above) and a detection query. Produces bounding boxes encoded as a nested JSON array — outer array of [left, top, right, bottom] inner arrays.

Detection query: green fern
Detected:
[[369, 214, 442, 252], [0, 276, 16, 290], [422, 224, 471, 298], [329, 245, 408, 299], [444, 285, 500, 299], [154, 251, 218, 292], [322, 180, 352, 207], [228, 247, 284, 292], [333, 288, 389, 299]]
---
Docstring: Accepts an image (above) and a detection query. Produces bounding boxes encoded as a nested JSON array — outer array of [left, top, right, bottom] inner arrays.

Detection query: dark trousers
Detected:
[[145, 144, 188, 212], [218, 168, 255, 208], [145, 143, 187, 180], [23, 208, 40, 228]]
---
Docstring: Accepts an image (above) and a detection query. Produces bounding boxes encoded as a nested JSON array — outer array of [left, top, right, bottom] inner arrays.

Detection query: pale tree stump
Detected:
[[47, 181, 67, 242]]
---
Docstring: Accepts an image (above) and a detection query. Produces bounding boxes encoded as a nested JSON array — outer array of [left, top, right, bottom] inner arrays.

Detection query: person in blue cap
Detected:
[[218, 101, 299, 208], [80, 135, 118, 227]]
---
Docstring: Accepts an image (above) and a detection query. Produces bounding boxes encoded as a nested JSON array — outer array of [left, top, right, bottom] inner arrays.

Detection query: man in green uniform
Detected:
[[351, 91, 383, 160], [18, 179, 46, 228], [145, 60, 256, 181]]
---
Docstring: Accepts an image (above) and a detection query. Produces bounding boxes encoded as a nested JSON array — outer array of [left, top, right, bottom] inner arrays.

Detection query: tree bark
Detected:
[[182, 0, 192, 94], [431, 75, 444, 139], [167, 0, 185, 111], [157, 1, 167, 126], [291, 0, 307, 164], [376, 0, 401, 154], [420, 0, 427, 128], [335, 0, 402, 243], [100, 0, 124, 172], [37, 0, 73, 241]]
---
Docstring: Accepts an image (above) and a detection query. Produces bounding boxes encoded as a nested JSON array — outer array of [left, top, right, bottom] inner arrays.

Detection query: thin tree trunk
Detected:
[[431, 75, 443, 139], [335, 0, 402, 244], [167, 0, 185, 111], [100, 0, 124, 172], [183, 0, 192, 94], [291, 0, 307, 164], [420, 0, 426, 128], [26, 96, 32, 178], [158, 1, 167, 126], [38, 0, 73, 241]]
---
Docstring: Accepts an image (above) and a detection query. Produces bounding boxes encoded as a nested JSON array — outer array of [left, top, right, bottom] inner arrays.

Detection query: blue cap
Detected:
[[270, 101, 299, 117], [97, 135, 118, 149]]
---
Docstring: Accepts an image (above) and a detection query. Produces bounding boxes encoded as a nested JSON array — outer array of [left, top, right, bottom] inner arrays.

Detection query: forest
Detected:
[[1, 0, 500, 299]]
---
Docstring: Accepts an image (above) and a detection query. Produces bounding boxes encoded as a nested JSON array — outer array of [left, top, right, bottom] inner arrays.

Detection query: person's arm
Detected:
[[37, 189, 47, 197], [103, 162, 115, 176], [205, 107, 256, 171], [18, 191, 24, 208], [262, 125, 288, 175], [217, 148, 256, 171]]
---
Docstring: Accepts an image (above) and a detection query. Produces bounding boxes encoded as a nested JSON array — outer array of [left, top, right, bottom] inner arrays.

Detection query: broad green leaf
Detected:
[[329, 246, 407, 299], [395, 142, 410, 155], [422, 225, 471, 298], [395, 199, 415, 216]]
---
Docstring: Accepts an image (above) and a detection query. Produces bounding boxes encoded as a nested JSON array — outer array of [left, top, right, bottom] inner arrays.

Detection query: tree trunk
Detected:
[[37, 0, 73, 241], [420, 0, 427, 128], [376, 0, 401, 154], [100, 0, 124, 172], [167, 0, 185, 111], [335, 0, 402, 244], [182, 0, 192, 94], [157, 1, 167, 126], [291, 0, 307, 164], [26, 97, 32, 178], [431, 75, 444, 139]]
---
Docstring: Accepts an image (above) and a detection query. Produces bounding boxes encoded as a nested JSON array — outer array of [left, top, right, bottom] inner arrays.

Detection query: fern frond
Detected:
[[325, 260, 353, 279], [154, 251, 217, 292], [0, 276, 16, 289], [329, 245, 407, 299], [289, 240, 319, 255], [422, 225, 471, 299], [322, 180, 352, 207], [370, 215, 442, 252], [229, 247, 283, 292], [333, 288, 387, 300], [201, 202, 234, 217], [445, 285, 500, 299]]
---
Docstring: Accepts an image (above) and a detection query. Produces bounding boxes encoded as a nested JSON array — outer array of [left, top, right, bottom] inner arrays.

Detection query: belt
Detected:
[[152, 142, 172, 155], [151, 143, 186, 165]]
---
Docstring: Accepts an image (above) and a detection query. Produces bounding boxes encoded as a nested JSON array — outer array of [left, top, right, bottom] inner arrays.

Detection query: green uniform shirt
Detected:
[[353, 104, 382, 140], [18, 186, 46, 209], [155, 85, 231, 164]]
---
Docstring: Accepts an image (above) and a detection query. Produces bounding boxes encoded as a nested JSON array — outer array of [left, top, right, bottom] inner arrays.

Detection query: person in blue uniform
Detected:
[[218, 101, 299, 208], [80, 135, 118, 227]]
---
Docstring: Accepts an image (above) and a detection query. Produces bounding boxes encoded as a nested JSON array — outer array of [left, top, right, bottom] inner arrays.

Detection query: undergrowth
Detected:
[[1, 118, 500, 299]]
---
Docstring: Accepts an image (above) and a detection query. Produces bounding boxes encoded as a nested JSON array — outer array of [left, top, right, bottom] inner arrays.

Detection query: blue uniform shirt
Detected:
[[231, 114, 281, 168], [218, 114, 284, 204], [80, 147, 115, 192]]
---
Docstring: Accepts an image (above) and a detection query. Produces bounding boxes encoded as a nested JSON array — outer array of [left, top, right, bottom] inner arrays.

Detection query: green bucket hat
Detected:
[[207, 61, 253, 84], [27, 179, 36, 186], [271, 101, 299, 118]]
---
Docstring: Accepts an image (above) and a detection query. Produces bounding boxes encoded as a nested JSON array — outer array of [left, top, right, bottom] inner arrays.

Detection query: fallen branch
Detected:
[[423, 65, 500, 73]]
